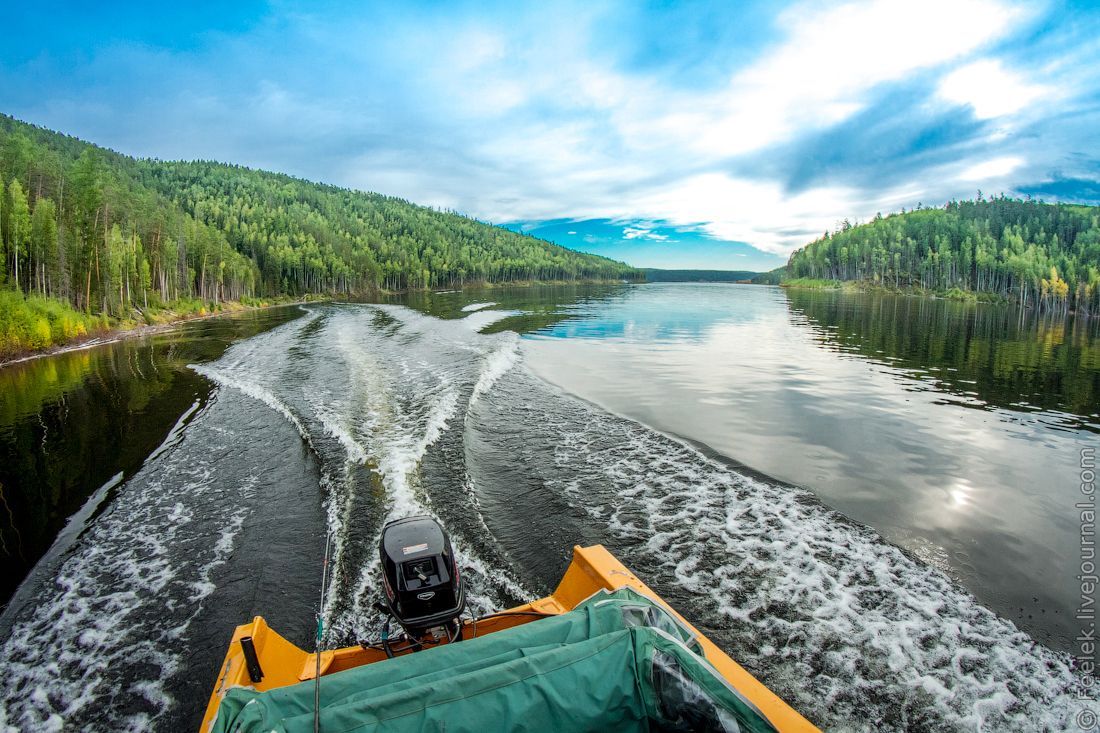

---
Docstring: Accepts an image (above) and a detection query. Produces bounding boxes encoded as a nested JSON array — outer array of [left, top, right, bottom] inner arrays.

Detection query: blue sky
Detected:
[[2, 1, 1099, 271]]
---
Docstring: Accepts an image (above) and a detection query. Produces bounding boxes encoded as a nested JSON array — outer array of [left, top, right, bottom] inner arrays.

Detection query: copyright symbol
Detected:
[[1079, 708, 1098, 730]]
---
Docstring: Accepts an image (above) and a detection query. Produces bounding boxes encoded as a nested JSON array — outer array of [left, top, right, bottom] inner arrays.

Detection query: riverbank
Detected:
[[780, 277, 1010, 304], [0, 294, 328, 368], [0, 279, 637, 367]]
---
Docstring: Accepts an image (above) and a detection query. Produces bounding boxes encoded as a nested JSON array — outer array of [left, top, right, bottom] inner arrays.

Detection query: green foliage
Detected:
[[943, 287, 976, 302], [780, 277, 843, 289], [5, 179, 30, 286], [170, 298, 213, 317], [749, 266, 787, 285], [0, 289, 105, 357], [135, 160, 638, 292], [0, 113, 640, 335], [786, 197, 1100, 315]]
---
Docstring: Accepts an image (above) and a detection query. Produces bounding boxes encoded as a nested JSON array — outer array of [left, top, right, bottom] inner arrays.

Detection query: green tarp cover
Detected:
[[212, 588, 777, 733]]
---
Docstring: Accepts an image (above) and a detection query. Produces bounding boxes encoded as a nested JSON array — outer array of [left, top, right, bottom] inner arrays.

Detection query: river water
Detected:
[[0, 284, 1095, 732]]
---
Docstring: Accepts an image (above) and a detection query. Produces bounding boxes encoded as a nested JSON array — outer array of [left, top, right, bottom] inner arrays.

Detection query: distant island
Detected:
[[0, 114, 639, 357], [772, 197, 1100, 315], [643, 268, 758, 283]]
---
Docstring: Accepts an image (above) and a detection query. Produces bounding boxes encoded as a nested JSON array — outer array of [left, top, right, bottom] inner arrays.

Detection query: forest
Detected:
[[785, 196, 1100, 314], [0, 114, 639, 353]]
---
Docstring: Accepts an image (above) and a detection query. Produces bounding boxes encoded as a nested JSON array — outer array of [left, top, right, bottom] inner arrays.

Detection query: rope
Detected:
[[314, 530, 332, 733]]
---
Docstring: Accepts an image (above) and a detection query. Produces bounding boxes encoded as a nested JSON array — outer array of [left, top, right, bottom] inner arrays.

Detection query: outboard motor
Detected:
[[379, 515, 465, 637]]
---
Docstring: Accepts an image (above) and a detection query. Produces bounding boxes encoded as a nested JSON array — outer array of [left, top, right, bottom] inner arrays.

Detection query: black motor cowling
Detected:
[[379, 515, 465, 634]]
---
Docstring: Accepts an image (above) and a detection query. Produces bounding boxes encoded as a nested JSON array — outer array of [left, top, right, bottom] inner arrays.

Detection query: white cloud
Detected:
[[449, 28, 508, 73], [622, 226, 669, 241], [958, 156, 1025, 181], [623, 173, 857, 255], [643, 0, 1025, 157], [938, 59, 1049, 119], [393, 0, 1033, 255], [57, 0, 1064, 261]]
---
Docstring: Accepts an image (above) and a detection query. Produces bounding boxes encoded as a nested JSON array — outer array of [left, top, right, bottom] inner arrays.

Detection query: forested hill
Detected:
[[0, 114, 639, 316], [786, 197, 1100, 314]]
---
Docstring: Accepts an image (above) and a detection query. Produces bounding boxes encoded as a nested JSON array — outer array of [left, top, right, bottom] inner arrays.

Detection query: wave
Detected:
[[190, 304, 535, 642], [470, 335, 520, 408], [475, 364, 1085, 732], [460, 301, 498, 312], [4, 300, 1081, 732], [190, 363, 311, 445], [460, 308, 520, 332], [0, 397, 259, 732]]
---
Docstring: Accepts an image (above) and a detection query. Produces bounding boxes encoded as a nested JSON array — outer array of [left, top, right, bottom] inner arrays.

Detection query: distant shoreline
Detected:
[[0, 279, 638, 369], [780, 277, 1011, 303], [778, 277, 1100, 320]]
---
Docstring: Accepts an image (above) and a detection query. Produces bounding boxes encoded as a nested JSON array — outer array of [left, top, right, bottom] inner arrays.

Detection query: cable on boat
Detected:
[[313, 530, 332, 733]]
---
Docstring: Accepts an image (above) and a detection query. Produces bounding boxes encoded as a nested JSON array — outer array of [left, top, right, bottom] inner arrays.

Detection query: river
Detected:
[[0, 284, 1094, 732]]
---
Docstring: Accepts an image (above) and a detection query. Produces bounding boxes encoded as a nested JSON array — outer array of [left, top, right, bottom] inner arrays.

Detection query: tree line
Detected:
[[0, 114, 639, 320], [786, 196, 1100, 315]]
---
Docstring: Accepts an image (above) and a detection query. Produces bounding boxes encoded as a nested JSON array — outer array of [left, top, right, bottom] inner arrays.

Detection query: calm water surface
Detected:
[[0, 284, 1093, 732]]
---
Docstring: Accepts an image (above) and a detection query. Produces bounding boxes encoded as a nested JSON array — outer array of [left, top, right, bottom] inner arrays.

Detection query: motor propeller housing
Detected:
[[378, 515, 465, 635]]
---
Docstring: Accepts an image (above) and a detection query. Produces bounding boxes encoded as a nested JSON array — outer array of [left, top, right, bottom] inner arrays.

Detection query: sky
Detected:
[[2, 1, 1099, 271]]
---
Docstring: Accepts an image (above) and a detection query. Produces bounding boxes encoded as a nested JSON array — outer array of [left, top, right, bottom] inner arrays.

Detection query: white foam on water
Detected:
[[329, 313, 460, 520], [450, 543, 533, 615], [378, 381, 458, 521], [312, 395, 369, 467], [469, 335, 520, 409], [194, 306, 524, 640], [527, 381, 1086, 732], [191, 364, 311, 445], [459, 308, 520, 332], [0, 302, 533, 729], [461, 301, 497, 312], [313, 306, 536, 638], [0, 404, 260, 732], [188, 308, 323, 449]]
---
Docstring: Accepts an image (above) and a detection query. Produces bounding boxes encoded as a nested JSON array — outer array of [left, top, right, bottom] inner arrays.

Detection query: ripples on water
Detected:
[[0, 295, 1091, 731], [522, 284, 1100, 655]]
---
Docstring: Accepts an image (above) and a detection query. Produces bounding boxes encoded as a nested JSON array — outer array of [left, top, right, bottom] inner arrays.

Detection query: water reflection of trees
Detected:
[[0, 344, 210, 606], [0, 306, 306, 607], [784, 289, 1100, 427]]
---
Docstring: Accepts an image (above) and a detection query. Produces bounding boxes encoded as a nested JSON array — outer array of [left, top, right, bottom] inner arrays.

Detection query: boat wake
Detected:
[[0, 393, 269, 732], [0, 302, 1086, 732], [472, 365, 1086, 732], [187, 304, 533, 643]]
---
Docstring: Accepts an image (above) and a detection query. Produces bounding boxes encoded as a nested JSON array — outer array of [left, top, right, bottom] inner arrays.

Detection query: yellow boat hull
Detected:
[[200, 544, 818, 732]]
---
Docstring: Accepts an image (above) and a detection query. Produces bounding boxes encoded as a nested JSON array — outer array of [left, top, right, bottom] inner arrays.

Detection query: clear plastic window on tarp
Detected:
[[615, 602, 704, 655], [652, 649, 743, 732]]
